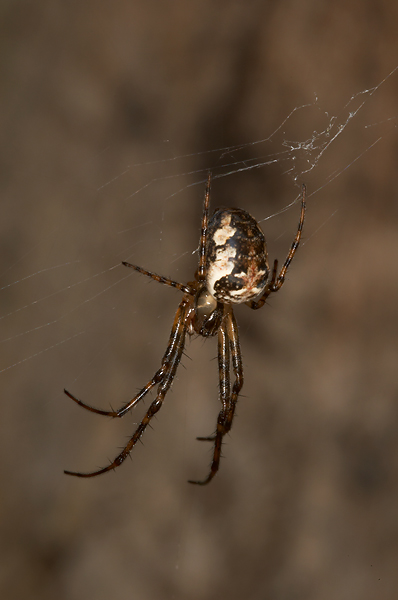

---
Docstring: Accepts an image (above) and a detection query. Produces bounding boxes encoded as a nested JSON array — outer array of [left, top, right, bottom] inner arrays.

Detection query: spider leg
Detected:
[[224, 308, 244, 436], [196, 172, 212, 282], [245, 259, 278, 310], [64, 371, 162, 418], [122, 261, 195, 295], [246, 183, 306, 310], [271, 183, 306, 291], [189, 307, 243, 485], [64, 296, 193, 477], [63, 285, 197, 419], [195, 311, 231, 443], [64, 308, 188, 418]]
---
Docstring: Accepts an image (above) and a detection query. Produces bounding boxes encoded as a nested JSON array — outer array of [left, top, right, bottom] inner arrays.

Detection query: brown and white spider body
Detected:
[[206, 208, 270, 303], [64, 174, 305, 485]]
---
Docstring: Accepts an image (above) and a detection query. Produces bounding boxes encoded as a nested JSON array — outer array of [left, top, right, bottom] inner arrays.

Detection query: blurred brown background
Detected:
[[1, 1, 398, 599]]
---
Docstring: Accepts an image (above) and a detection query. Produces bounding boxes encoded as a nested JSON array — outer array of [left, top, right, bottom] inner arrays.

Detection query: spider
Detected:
[[64, 174, 306, 485]]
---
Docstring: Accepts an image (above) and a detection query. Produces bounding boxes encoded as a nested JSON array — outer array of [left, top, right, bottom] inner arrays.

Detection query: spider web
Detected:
[[0, 65, 396, 386]]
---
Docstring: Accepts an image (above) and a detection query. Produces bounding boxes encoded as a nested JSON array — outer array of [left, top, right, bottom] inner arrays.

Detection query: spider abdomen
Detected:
[[206, 208, 270, 303]]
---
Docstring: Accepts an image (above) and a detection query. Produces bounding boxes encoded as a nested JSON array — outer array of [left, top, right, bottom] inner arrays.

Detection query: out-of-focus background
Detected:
[[1, 2, 398, 599]]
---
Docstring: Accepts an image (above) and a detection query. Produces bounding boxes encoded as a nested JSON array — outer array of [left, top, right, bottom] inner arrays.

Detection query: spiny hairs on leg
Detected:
[[122, 261, 194, 294]]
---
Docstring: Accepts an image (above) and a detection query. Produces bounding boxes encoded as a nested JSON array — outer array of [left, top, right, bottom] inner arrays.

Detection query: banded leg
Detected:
[[247, 184, 306, 310], [122, 261, 194, 295], [196, 172, 212, 282], [64, 290, 195, 419], [64, 297, 193, 477], [64, 372, 162, 418], [223, 308, 244, 436], [194, 314, 231, 444], [189, 307, 243, 485]]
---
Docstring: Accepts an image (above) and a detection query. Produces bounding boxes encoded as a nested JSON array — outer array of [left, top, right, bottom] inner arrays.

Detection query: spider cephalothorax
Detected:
[[64, 174, 305, 484]]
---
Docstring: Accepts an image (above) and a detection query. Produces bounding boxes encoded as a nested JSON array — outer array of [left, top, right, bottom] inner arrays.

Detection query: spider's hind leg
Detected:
[[246, 184, 306, 311]]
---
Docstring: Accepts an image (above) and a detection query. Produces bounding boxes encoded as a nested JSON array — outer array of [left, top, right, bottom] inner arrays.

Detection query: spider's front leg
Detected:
[[189, 306, 243, 485], [64, 371, 163, 419], [64, 262, 196, 419], [64, 295, 194, 478]]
